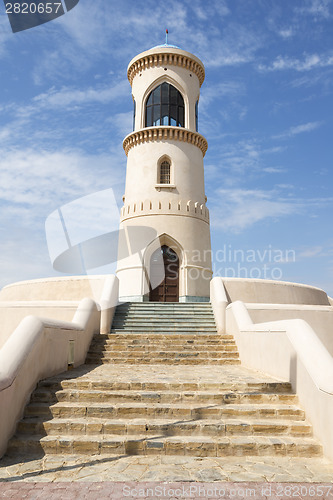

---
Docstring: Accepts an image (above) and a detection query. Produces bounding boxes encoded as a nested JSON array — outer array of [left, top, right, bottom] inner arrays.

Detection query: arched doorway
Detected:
[[149, 245, 179, 302]]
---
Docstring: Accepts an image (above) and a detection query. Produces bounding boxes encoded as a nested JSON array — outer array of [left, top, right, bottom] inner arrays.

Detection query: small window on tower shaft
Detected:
[[160, 160, 171, 184], [195, 100, 199, 132]]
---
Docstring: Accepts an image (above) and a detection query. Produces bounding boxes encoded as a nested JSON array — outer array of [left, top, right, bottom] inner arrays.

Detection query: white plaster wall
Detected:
[[123, 139, 206, 205], [0, 275, 108, 301]]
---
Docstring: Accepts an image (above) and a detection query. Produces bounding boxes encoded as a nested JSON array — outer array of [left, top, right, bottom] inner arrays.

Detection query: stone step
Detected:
[[95, 337, 236, 345], [114, 308, 214, 312], [30, 389, 297, 405], [117, 303, 212, 306], [108, 332, 227, 338], [24, 402, 306, 420], [16, 417, 313, 438], [112, 318, 216, 323], [37, 379, 293, 394], [115, 311, 213, 316], [87, 351, 239, 360], [110, 327, 217, 333], [8, 433, 322, 458], [112, 319, 216, 332], [114, 311, 215, 316], [110, 331, 218, 335], [88, 345, 238, 353], [85, 357, 241, 365]]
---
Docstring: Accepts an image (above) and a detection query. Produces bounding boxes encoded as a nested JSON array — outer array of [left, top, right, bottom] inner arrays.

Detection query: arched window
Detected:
[[159, 160, 171, 184], [146, 82, 185, 128]]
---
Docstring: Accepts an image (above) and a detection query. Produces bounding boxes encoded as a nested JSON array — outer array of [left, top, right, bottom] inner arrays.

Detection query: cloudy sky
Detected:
[[0, 0, 332, 295]]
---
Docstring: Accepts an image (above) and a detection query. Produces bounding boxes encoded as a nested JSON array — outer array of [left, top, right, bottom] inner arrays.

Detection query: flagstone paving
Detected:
[[1, 453, 333, 483]]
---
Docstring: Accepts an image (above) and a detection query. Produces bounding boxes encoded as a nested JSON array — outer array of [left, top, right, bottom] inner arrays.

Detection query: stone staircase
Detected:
[[6, 302, 323, 460], [86, 302, 240, 365]]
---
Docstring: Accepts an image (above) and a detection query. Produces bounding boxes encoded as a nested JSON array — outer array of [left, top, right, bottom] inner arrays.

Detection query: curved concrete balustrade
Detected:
[[0, 276, 118, 349], [210, 277, 333, 459], [245, 303, 333, 355], [210, 281, 333, 460], [0, 275, 119, 457], [220, 277, 330, 306]]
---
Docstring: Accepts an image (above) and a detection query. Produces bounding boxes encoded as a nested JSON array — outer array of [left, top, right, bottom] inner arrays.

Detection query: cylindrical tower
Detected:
[[117, 43, 212, 302]]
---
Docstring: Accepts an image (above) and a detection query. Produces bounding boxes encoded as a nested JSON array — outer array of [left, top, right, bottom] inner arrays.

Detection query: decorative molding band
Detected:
[[128, 52, 205, 87], [123, 127, 208, 157], [120, 198, 210, 224]]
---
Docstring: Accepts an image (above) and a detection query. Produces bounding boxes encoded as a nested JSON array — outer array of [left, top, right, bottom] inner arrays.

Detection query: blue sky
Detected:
[[0, 0, 332, 296]]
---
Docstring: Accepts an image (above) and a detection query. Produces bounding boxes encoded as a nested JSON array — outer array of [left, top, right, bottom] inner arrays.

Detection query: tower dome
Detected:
[[117, 44, 212, 302]]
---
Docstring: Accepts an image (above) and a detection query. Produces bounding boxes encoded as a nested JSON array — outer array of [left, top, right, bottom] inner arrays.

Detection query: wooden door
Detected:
[[149, 245, 179, 302]]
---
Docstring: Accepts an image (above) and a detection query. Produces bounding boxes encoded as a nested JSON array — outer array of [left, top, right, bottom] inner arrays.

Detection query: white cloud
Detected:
[[187, 0, 230, 21], [200, 82, 245, 109], [273, 121, 322, 139], [210, 187, 333, 233], [262, 167, 287, 174], [0, 236, 53, 288], [278, 28, 295, 39], [32, 81, 128, 109], [296, 0, 331, 19], [298, 246, 324, 258], [210, 188, 299, 232], [203, 24, 263, 68], [259, 53, 333, 72], [0, 149, 124, 222], [110, 112, 133, 139]]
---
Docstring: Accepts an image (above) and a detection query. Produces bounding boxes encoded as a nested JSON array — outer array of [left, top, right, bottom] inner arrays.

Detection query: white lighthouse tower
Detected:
[[117, 39, 212, 302]]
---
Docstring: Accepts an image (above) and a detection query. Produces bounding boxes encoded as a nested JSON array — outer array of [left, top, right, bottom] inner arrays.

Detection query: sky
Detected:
[[0, 0, 332, 296]]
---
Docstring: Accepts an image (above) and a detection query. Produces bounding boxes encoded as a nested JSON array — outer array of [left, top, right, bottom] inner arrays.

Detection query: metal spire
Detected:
[[166, 29, 168, 45]]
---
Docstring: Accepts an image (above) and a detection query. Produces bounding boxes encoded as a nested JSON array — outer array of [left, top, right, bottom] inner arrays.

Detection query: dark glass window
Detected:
[[146, 82, 185, 128], [195, 100, 199, 132]]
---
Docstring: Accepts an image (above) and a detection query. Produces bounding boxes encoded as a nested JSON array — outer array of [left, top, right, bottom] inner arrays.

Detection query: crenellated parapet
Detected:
[[123, 126, 208, 157], [120, 198, 210, 224]]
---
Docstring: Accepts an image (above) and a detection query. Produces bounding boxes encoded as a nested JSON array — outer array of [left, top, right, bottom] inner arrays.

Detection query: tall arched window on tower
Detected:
[[146, 82, 185, 128]]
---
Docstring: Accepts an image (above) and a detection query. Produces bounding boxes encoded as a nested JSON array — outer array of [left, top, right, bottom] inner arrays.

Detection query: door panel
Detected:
[[149, 245, 179, 302]]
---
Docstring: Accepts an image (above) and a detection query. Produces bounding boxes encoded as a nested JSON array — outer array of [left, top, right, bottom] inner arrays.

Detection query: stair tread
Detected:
[[11, 433, 320, 445], [18, 416, 311, 426], [33, 389, 295, 396], [26, 401, 304, 410]]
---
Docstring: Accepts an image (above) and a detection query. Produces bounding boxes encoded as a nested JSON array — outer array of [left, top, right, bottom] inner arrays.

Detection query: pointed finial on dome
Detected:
[[166, 28, 168, 45]]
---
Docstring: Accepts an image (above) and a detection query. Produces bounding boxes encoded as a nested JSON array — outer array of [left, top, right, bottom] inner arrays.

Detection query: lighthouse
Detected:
[[117, 39, 212, 303]]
